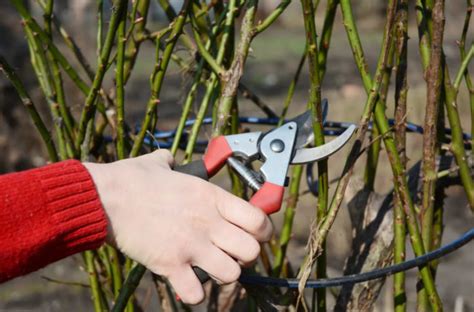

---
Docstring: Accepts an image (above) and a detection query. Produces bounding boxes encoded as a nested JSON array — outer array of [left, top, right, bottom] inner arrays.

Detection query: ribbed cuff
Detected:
[[34, 160, 108, 253]]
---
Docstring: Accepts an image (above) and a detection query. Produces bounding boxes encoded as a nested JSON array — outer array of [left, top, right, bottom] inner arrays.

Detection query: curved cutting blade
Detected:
[[290, 110, 313, 148], [290, 125, 356, 164], [290, 99, 329, 149]]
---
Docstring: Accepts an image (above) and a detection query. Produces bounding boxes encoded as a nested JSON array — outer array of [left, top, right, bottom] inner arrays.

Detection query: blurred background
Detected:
[[0, 1, 473, 311]]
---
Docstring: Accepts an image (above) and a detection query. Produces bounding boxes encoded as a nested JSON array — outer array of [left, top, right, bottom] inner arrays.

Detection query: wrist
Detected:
[[82, 162, 118, 245]]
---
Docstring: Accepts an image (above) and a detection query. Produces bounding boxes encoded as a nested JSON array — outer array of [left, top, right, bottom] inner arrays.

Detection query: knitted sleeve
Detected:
[[0, 160, 108, 282]]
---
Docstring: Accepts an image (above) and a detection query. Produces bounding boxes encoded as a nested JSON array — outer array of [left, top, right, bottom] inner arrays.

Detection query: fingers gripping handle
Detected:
[[173, 162, 212, 284], [250, 182, 285, 215], [176, 161, 285, 215], [174, 141, 285, 285], [188, 183, 285, 285], [173, 136, 233, 285]]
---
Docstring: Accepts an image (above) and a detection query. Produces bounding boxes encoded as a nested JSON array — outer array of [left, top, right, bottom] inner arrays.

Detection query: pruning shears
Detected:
[[174, 109, 356, 282]]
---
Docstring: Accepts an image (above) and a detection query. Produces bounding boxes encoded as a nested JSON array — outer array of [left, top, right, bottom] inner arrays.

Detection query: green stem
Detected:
[[112, 264, 146, 312], [212, 0, 258, 136], [84, 250, 109, 312], [49, 56, 76, 155], [116, 2, 127, 160], [393, 1, 408, 311], [96, 246, 113, 296], [272, 165, 303, 277], [170, 59, 206, 156], [97, 0, 104, 56], [190, 16, 225, 77], [443, 66, 474, 212], [317, 0, 339, 79], [183, 0, 239, 157], [364, 125, 381, 189], [297, 0, 407, 305], [416, 0, 432, 68], [184, 77, 219, 162], [107, 246, 123, 298], [272, 46, 308, 277], [20, 0, 112, 137], [41, 0, 77, 156], [364, 39, 395, 190], [0, 55, 58, 162], [130, 1, 191, 157], [430, 186, 444, 272], [300, 0, 327, 310], [157, 0, 196, 51], [338, 1, 443, 310], [24, 23, 69, 160], [36, 0, 95, 79], [458, 0, 474, 147], [42, 0, 53, 35], [36, 1, 113, 141], [10, 0, 91, 94], [421, 0, 444, 269], [124, 0, 151, 83], [416, 0, 474, 213], [254, 0, 291, 34], [229, 100, 246, 198], [76, 0, 129, 152], [418, 2, 445, 309], [454, 43, 474, 91], [374, 105, 443, 312]]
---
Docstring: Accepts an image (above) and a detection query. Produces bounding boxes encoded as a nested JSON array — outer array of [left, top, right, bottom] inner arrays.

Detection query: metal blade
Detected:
[[322, 98, 328, 123], [291, 125, 356, 164], [289, 99, 329, 149], [290, 110, 314, 149]]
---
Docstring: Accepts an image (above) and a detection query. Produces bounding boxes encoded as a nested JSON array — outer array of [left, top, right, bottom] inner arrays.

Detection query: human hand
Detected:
[[83, 150, 273, 304]]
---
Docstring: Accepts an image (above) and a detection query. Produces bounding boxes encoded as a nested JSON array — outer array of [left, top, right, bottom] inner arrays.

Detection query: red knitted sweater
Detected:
[[0, 160, 108, 282]]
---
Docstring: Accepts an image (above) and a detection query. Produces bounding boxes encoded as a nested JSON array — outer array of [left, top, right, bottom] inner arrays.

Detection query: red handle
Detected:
[[249, 182, 285, 215], [203, 136, 284, 214], [202, 136, 233, 177]]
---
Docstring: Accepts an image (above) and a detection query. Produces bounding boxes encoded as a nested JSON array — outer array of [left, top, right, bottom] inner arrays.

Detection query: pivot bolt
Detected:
[[270, 139, 285, 153]]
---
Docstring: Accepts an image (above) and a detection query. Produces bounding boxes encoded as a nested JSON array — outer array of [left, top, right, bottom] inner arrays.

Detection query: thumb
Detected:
[[150, 149, 175, 167]]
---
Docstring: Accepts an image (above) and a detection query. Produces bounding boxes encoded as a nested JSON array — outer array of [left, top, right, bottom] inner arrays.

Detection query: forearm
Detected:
[[0, 160, 107, 282], [0, 151, 272, 304]]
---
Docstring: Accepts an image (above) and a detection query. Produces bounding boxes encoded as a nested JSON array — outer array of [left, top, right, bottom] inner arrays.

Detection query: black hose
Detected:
[[239, 228, 474, 288]]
